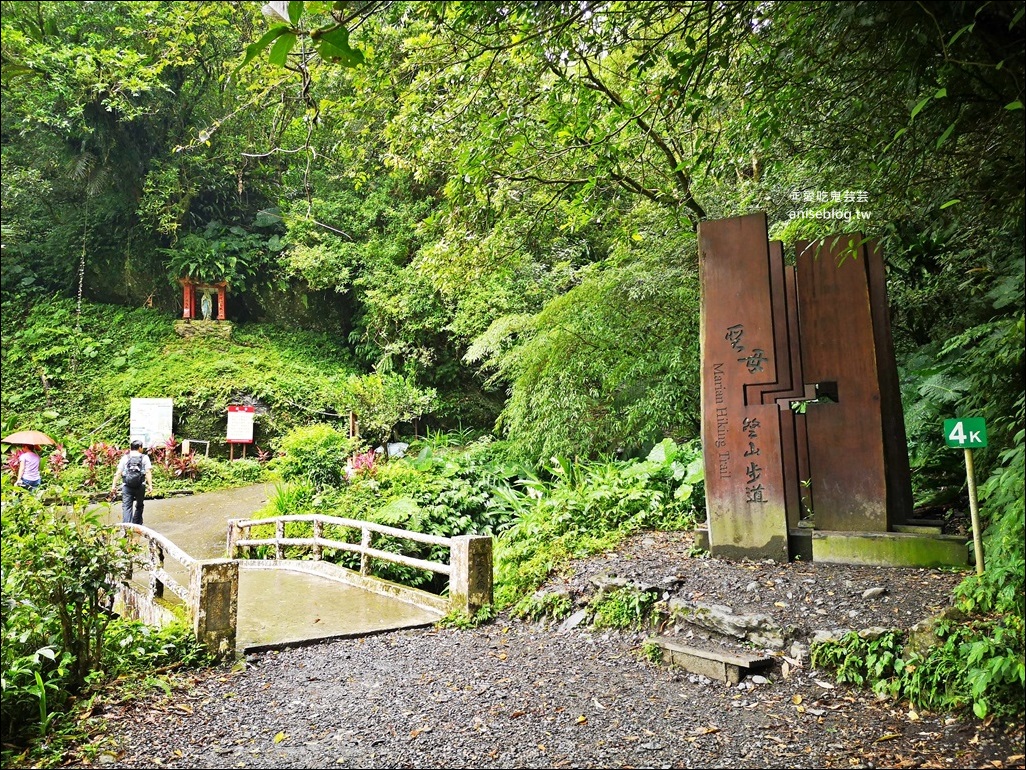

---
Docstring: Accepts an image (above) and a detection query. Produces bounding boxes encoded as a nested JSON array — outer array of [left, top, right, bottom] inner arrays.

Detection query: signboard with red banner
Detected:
[[226, 405, 255, 444]]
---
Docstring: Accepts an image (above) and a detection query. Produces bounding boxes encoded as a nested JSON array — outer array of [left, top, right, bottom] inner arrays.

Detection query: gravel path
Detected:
[[88, 532, 1024, 769]]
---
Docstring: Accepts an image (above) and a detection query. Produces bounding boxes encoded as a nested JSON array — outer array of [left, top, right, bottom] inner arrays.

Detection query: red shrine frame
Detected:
[[178, 278, 227, 321]]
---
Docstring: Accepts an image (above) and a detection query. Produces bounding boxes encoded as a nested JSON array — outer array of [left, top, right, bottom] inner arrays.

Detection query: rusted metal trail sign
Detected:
[[698, 213, 913, 561]]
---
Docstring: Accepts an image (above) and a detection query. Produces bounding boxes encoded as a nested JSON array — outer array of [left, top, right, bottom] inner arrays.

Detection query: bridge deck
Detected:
[[107, 484, 443, 651]]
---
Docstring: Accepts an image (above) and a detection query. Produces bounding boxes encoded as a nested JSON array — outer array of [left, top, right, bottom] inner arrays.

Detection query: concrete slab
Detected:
[[892, 523, 944, 535], [812, 530, 969, 567], [647, 636, 773, 684], [238, 567, 440, 652]]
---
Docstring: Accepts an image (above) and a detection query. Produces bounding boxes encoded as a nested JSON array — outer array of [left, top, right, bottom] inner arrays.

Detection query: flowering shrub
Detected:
[[149, 436, 180, 473], [47, 446, 68, 478], [166, 451, 199, 480], [348, 450, 378, 480], [5, 449, 26, 481], [83, 443, 121, 484], [82, 443, 121, 487]]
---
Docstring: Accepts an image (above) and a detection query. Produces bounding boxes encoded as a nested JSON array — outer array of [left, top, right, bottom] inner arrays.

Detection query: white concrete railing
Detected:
[[117, 523, 192, 602], [115, 523, 238, 656], [226, 514, 492, 614]]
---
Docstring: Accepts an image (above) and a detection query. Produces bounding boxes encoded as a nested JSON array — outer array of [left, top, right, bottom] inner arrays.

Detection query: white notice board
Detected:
[[130, 398, 174, 449], [226, 405, 255, 443]]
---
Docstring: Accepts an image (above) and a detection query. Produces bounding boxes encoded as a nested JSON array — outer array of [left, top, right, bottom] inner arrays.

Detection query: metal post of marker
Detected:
[[963, 448, 984, 575]]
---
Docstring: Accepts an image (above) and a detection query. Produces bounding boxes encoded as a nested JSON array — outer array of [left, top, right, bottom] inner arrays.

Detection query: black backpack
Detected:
[[123, 454, 146, 489]]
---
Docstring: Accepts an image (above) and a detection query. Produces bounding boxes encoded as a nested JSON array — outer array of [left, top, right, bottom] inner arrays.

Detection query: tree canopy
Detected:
[[2, 0, 1023, 584]]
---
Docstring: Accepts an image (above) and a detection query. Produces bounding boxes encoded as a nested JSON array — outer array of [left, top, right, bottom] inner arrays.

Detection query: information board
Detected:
[[130, 398, 174, 449], [226, 404, 255, 443]]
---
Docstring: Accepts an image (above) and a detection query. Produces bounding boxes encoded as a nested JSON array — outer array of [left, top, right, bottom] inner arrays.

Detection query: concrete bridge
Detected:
[[105, 485, 492, 656]]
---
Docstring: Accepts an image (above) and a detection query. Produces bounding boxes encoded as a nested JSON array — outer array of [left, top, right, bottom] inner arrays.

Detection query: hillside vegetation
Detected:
[[1, 295, 433, 458]]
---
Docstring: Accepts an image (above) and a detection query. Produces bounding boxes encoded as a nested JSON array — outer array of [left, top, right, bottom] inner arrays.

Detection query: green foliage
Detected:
[[900, 252, 1025, 666], [237, 2, 366, 72], [161, 218, 285, 294], [482, 211, 703, 460], [811, 630, 908, 693], [435, 604, 496, 630], [102, 620, 211, 678], [495, 439, 703, 608], [272, 424, 357, 491], [1, 1, 273, 313], [640, 640, 664, 665], [0, 297, 362, 461], [511, 591, 574, 624], [956, 416, 1026, 618], [188, 457, 267, 489], [342, 373, 436, 449], [1, 491, 134, 745], [811, 617, 1025, 721], [589, 587, 660, 631]]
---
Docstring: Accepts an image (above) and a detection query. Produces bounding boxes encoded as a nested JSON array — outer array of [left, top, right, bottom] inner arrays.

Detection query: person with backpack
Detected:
[[111, 440, 153, 525]]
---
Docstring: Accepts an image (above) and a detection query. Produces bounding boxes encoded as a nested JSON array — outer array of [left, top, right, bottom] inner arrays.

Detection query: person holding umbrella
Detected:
[[2, 429, 55, 491], [15, 445, 42, 490]]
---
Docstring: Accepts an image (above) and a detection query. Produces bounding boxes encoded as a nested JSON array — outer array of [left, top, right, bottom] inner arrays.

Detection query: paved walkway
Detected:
[[103, 484, 442, 651]]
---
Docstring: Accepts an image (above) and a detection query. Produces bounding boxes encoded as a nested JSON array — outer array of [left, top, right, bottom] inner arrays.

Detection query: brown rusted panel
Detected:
[[866, 242, 913, 525], [749, 258, 809, 531], [782, 264, 811, 530], [699, 214, 789, 560], [748, 248, 805, 404], [796, 237, 888, 532]]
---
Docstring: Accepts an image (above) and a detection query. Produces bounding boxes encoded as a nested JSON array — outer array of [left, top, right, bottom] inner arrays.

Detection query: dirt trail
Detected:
[[103, 483, 275, 559]]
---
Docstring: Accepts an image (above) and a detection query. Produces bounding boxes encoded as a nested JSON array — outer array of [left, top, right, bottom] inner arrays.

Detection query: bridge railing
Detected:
[[226, 514, 492, 615], [115, 523, 238, 657]]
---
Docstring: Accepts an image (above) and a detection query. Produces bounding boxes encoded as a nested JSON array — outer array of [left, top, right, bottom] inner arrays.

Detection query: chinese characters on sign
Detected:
[[725, 323, 770, 374], [789, 189, 870, 203], [713, 324, 772, 505], [742, 417, 766, 504], [226, 405, 255, 444], [726, 324, 744, 352], [785, 190, 872, 223]]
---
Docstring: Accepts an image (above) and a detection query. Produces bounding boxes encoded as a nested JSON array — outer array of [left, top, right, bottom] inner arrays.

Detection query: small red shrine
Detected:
[[178, 278, 227, 321]]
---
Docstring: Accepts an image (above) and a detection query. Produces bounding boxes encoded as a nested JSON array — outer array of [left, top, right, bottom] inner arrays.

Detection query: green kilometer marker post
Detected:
[[944, 418, 988, 575]]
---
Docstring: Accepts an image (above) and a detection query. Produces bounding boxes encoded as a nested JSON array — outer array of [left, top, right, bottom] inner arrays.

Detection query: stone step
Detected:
[[646, 636, 774, 684], [893, 523, 944, 535]]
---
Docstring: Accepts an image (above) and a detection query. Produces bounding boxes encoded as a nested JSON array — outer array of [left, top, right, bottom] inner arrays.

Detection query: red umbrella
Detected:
[[1, 429, 56, 446]]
